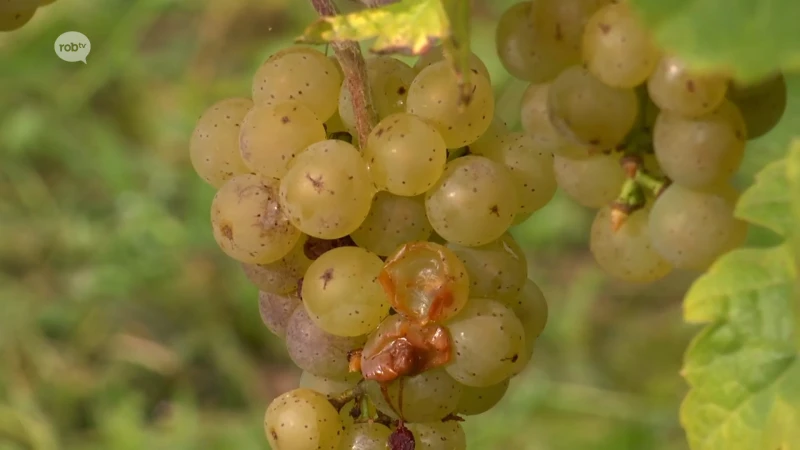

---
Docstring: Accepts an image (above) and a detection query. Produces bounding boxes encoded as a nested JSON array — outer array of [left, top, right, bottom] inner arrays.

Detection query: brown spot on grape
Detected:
[[555, 23, 563, 41], [270, 429, 278, 441], [320, 268, 334, 289], [598, 23, 611, 34], [397, 86, 406, 95], [489, 205, 500, 216], [220, 223, 233, 240], [305, 173, 325, 193], [686, 80, 696, 93], [281, 116, 290, 124]]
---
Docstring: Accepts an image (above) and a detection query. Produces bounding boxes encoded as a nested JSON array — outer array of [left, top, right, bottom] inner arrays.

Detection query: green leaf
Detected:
[[680, 245, 800, 450], [628, 0, 800, 82], [736, 159, 792, 237]]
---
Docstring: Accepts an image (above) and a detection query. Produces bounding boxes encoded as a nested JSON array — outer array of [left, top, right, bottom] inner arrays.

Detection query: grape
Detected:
[[363, 113, 447, 196], [446, 233, 527, 302], [507, 279, 548, 374], [582, 2, 660, 88], [457, 380, 510, 416], [406, 421, 467, 450], [647, 55, 728, 117], [279, 139, 375, 239], [653, 100, 747, 189], [298, 371, 361, 396], [285, 306, 367, 378], [350, 192, 433, 257], [189, 98, 253, 188], [325, 110, 349, 135], [381, 242, 470, 322], [252, 46, 342, 122], [0, 7, 35, 31], [241, 235, 312, 294], [339, 423, 392, 450], [520, 83, 591, 159], [466, 116, 509, 156], [485, 132, 557, 218], [239, 101, 326, 179], [590, 206, 673, 283], [497, 2, 574, 83], [258, 290, 302, 339], [648, 184, 738, 270], [529, 0, 613, 56], [706, 182, 749, 253], [444, 298, 526, 387], [340, 56, 416, 134], [414, 46, 492, 83], [425, 156, 519, 247], [264, 388, 343, 450], [728, 73, 787, 139], [211, 174, 301, 264], [406, 60, 495, 148], [548, 65, 639, 148], [553, 153, 626, 208], [302, 246, 390, 337], [365, 368, 462, 422]]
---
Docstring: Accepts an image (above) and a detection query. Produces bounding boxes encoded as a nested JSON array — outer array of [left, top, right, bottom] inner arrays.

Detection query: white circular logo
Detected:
[[54, 31, 91, 64]]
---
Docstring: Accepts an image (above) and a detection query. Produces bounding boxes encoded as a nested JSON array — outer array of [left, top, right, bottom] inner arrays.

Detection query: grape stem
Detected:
[[311, 0, 379, 147], [633, 169, 668, 198], [327, 382, 365, 411]]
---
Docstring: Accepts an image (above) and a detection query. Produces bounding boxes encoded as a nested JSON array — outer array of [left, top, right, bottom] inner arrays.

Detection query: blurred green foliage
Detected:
[[0, 1, 777, 449]]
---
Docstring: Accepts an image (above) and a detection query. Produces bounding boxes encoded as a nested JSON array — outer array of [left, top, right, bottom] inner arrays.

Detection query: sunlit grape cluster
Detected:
[[499, 0, 787, 282], [190, 45, 549, 449], [0, 0, 57, 32]]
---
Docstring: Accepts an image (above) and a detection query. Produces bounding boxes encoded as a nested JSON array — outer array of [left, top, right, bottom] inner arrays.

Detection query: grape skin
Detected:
[[548, 66, 639, 148], [413, 46, 492, 83], [727, 73, 787, 140], [529, 0, 613, 57], [241, 235, 312, 294], [590, 207, 673, 283], [363, 113, 447, 196], [258, 290, 302, 339], [507, 279, 548, 374], [653, 100, 747, 189], [339, 423, 392, 450], [279, 140, 375, 239], [264, 388, 343, 450], [285, 306, 367, 378], [406, 60, 495, 148], [302, 246, 389, 337], [406, 421, 467, 450], [446, 233, 528, 303], [520, 83, 591, 159], [365, 368, 463, 422], [425, 156, 519, 247], [298, 371, 361, 396], [239, 101, 326, 179], [457, 379, 510, 416], [647, 55, 729, 117], [553, 153, 626, 208], [252, 46, 342, 122], [0, 6, 35, 31], [211, 174, 301, 264], [189, 97, 253, 188], [350, 192, 433, 257]]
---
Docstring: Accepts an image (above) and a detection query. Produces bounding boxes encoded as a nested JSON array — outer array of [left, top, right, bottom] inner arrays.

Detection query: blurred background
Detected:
[[0, 0, 785, 449]]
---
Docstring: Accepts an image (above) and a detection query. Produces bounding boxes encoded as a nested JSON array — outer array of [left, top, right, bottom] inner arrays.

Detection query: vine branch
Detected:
[[311, 0, 378, 147]]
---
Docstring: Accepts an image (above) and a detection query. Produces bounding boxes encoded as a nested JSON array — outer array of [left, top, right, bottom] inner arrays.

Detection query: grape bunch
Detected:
[[1, 0, 58, 32], [190, 45, 551, 449], [499, 0, 787, 282]]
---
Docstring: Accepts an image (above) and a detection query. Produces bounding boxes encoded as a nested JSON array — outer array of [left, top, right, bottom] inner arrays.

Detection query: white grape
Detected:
[[258, 290, 302, 339], [298, 371, 361, 397], [446, 233, 528, 302], [414, 46, 492, 82], [520, 83, 591, 159], [457, 380, 510, 416], [406, 421, 467, 450], [241, 235, 312, 294], [553, 153, 626, 208], [338, 423, 392, 450], [648, 55, 729, 117], [350, 192, 433, 257], [189, 98, 253, 188], [264, 388, 343, 450], [365, 368, 462, 422]]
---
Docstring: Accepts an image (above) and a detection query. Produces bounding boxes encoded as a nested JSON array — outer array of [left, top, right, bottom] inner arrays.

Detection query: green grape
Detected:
[[406, 421, 467, 450], [298, 371, 361, 397], [340, 56, 416, 134], [239, 101, 326, 179], [548, 65, 639, 147], [285, 306, 367, 378], [264, 388, 343, 450], [252, 46, 342, 122], [648, 184, 738, 270], [241, 235, 312, 294], [350, 192, 432, 257], [211, 174, 301, 264], [189, 97, 253, 188], [590, 206, 673, 282], [647, 55, 729, 117], [485, 132, 557, 218], [425, 156, 519, 247], [414, 46, 492, 82], [457, 380, 510, 416], [258, 291, 302, 339], [279, 140, 375, 239], [363, 113, 447, 196], [520, 83, 591, 159], [529, 0, 613, 56], [445, 298, 526, 387], [0, 7, 34, 31], [553, 153, 626, 208], [466, 116, 509, 156], [582, 2, 660, 88], [339, 423, 392, 450], [365, 368, 463, 422], [302, 246, 389, 337], [728, 73, 787, 140], [382, 242, 470, 322], [653, 100, 747, 189], [507, 279, 548, 374], [406, 60, 495, 148], [446, 233, 527, 302]]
